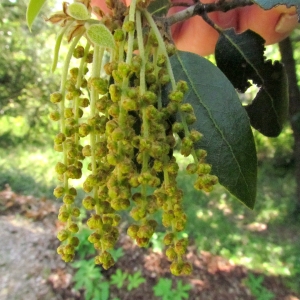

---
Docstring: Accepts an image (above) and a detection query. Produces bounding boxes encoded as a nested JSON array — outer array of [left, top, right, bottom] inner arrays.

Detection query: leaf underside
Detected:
[[26, 0, 47, 31], [170, 51, 257, 209], [253, 0, 300, 19], [215, 29, 288, 137]]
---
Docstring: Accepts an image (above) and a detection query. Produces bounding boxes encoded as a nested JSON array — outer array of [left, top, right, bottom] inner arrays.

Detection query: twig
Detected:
[[167, 0, 254, 26]]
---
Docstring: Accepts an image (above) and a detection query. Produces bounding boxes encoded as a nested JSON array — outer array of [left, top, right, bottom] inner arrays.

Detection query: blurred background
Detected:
[[0, 0, 300, 299]]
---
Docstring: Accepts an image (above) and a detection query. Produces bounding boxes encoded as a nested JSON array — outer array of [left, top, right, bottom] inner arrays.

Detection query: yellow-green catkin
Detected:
[[50, 0, 217, 275]]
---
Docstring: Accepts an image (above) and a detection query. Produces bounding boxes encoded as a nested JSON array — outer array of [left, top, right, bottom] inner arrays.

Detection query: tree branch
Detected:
[[167, 0, 254, 26]]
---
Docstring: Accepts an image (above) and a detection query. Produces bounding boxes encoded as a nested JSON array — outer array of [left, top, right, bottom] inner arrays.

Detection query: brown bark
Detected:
[[279, 37, 300, 216]]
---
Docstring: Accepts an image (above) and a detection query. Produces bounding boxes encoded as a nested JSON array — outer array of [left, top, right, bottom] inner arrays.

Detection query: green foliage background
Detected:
[[0, 0, 59, 146]]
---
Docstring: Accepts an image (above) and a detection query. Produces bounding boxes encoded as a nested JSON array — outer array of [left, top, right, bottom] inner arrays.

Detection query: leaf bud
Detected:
[[55, 162, 67, 175], [130, 206, 146, 221], [137, 225, 154, 239], [85, 51, 93, 63], [166, 246, 177, 261], [57, 245, 64, 255], [88, 232, 101, 243], [169, 90, 184, 103], [114, 28, 125, 42], [73, 45, 85, 58], [166, 161, 179, 175], [166, 43, 176, 56], [185, 113, 197, 125], [62, 253, 75, 263], [136, 237, 150, 247], [166, 102, 179, 115], [49, 111, 60, 121], [181, 137, 193, 157], [81, 78, 88, 88], [153, 160, 164, 172], [162, 212, 173, 228], [170, 261, 183, 276], [123, 20, 135, 32], [176, 80, 189, 93], [148, 31, 158, 46], [127, 224, 139, 239], [63, 194, 75, 205], [79, 97, 90, 107], [146, 196, 158, 214], [69, 236, 80, 247], [104, 61, 118, 75], [111, 198, 130, 211], [58, 211, 69, 222], [160, 74, 170, 85], [109, 84, 122, 103], [157, 54, 166, 67], [65, 80, 76, 92], [179, 103, 193, 113], [112, 214, 121, 226], [174, 239, 187, 255], [102, 234, 116, 249], [72, 207, 80, 218], [54, 133, 66, 145], [146, 219, 158, 231], [145, 62, 154, 73], [131, 55, 142, 73], [181, 262, 193, 275], [87, 214, 103, 230], [122, 97, 138, 111], [90, 77, 108, 94], [111, 127, 125, 141], [57, 229, 69, 241], [82, 196, 96, 210], [53, 186, 65, 198], [174, 219, 186, 232], [68, 223, 79, 233], [108, 103, 120, 118], [78, 123, 91, 137], [82, 145, 92, 157], [66, 166, 82, 179], [186, 163, 197, 174], [99, 251, 115, 269], [69, 67, 79, 79], [163, 233, 175, 245], [64, 244, 75, 255], [118, 62, 131, 78], [50, 92, 63, 103], [189, 130, 202, 143], [197, 163, 212, 175], [129, 175, 140, 188], [141, 91, 157, 105]]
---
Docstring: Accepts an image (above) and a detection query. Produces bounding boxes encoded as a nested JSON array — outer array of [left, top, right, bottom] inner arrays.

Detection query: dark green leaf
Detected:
[[147, 0, 170, 16], [170, 51, 257, 208], [215, 29, 288, 137], [26, 0, 47, 31]]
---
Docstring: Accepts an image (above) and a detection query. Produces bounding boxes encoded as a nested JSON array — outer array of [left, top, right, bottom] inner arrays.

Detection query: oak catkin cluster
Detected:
[[50, 0, 218, 275]]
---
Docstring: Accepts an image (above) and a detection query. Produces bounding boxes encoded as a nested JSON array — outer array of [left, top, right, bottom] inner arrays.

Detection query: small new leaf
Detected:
[[67, 2, 90, 21], [86, 23, 115, 49], [215, 29, 288, 137], [26, 0, 47, 31]]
